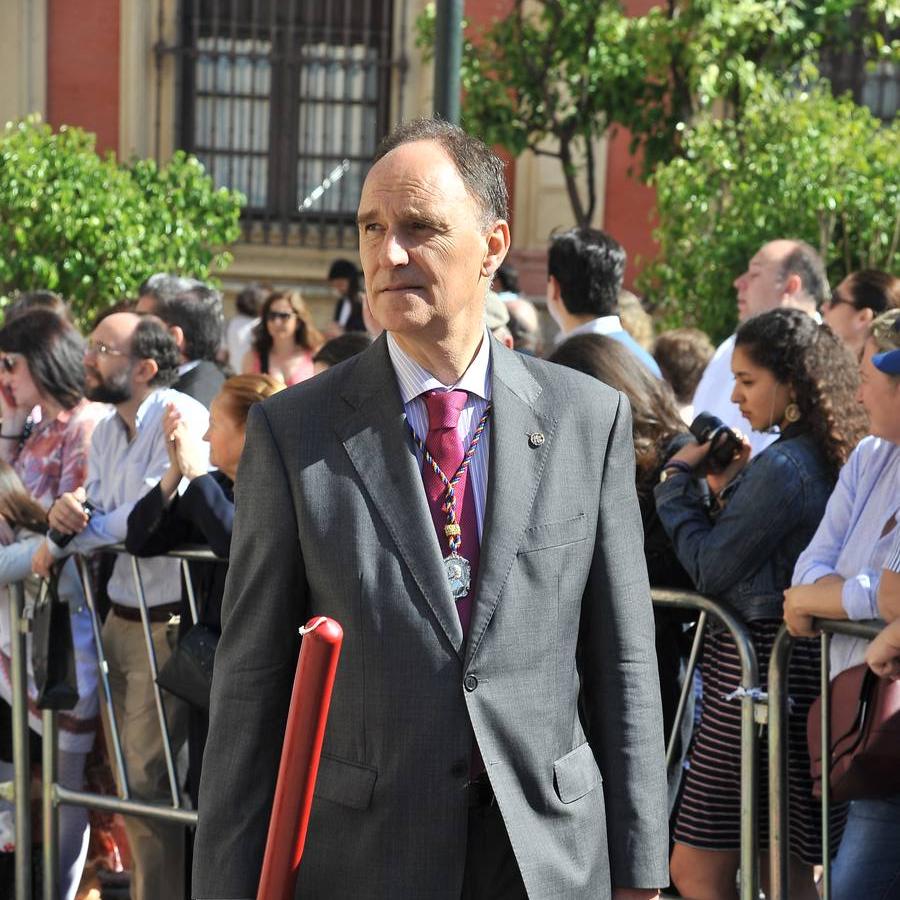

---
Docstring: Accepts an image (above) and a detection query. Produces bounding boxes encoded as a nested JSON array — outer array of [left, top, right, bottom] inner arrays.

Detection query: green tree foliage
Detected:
[[0, 117, 243, 327], [418, 0, 896, 228], [640, 85, 900, 342]]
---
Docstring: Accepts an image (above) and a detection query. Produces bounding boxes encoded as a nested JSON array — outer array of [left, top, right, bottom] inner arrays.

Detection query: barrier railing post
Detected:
[[768, 619, 881, 900], [130, 556, 181, 807], [767, 625, 793, 900], [9, 581, 31, 900], [41, 710, 59, 900], [820, 630, 832, 900], [665, 610, 706, 772], [76, 556, 130, 798], [651, 589, 759, 900]]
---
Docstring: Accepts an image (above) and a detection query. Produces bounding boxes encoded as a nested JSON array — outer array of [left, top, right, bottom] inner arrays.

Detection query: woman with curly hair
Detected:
[[654, 308, 868, 900], [784, 308, 900, 899], [241, 290, 323, 386]]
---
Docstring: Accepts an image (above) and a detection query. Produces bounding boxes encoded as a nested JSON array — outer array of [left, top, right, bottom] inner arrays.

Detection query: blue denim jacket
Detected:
[[653, 425, 835, 622]]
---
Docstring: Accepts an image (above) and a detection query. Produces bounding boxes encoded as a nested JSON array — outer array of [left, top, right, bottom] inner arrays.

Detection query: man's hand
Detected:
[[866, 620, 900, 681], [612, 889, 660, 900], [783, 584, 819, 637], [48, 487, 89, 535], [0, 514, 14, 547], [31, 540, 54, 579]]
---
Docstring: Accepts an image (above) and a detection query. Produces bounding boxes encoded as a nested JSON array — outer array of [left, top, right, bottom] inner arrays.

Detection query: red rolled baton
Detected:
[[257, 616, 343, 900]]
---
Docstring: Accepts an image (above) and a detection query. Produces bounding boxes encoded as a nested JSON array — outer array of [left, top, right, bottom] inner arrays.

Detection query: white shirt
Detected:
[[386, 331, 491, 540], [560, 314, 625, 341], [225, 314, 258, 368], [50, 388, 210, 608], [690, 334, 777, 457]]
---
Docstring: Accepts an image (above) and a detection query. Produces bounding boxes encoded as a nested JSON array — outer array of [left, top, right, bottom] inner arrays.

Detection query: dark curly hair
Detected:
[[735, 309, 867, 475], [548, 334, 687, 493]]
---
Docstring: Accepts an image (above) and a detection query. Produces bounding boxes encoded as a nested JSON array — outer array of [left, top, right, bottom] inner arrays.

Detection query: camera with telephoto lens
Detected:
[[689, 413, 743, 473], [47, 500, 94, 549]]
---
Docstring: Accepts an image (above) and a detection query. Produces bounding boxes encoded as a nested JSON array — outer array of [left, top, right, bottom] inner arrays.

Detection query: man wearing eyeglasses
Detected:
[[32, 311, 209, 900]]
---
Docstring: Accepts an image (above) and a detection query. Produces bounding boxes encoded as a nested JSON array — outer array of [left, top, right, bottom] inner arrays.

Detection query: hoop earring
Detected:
[[784, 402, 801, 423]]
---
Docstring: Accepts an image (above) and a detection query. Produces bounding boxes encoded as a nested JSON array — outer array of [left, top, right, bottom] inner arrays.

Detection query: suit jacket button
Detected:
[[464, 674, 478, 692], [450, 760, 467, 778]]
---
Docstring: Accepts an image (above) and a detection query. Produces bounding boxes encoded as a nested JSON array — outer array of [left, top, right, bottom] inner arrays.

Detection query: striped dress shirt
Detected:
[[385, 330, 491, 541]]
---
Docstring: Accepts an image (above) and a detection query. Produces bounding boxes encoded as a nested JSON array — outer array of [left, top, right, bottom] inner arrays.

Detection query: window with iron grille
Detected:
[[166, 1, 398, 248]]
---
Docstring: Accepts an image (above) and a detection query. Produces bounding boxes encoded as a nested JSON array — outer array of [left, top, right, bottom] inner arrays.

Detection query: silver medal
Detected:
[[443, 553, 471, 600]]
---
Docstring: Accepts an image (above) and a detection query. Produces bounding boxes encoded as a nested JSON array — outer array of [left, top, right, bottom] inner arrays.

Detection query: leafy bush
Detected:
[[640, 83, 900, 342], [0, 117, 244, 327]]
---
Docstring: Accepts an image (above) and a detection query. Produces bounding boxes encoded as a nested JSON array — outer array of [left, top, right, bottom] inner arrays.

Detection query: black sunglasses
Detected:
[[266, 310, 295, 322]]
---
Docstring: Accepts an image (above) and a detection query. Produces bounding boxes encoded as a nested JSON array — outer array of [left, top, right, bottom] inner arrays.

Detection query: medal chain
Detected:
[[408, 402, 492, 556]]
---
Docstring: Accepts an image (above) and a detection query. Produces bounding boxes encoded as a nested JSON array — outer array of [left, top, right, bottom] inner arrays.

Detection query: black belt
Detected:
[[467, 773, 495, 809], [111, 602, 181, 623]]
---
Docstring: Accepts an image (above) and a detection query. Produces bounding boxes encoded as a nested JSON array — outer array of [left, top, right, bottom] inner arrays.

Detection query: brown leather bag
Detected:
[[807, 662, 900, 803]]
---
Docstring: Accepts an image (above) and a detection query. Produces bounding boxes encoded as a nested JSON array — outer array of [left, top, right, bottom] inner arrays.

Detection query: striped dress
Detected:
[[674, 619, 847, 863]]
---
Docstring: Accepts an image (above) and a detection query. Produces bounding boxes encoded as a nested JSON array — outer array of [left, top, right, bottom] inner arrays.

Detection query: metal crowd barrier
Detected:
[[767, 618, 882, 900], [9, 575, 761, 899], [10, 544, 222, 900], [651, 588, 762, 900]]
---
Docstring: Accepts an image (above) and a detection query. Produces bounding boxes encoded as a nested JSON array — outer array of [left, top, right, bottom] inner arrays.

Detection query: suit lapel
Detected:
[[336, 338, 465, 656], [465, 342, 557, 668]]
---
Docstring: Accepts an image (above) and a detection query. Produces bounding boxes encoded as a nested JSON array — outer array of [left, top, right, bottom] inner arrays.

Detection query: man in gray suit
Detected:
[[193, 119, 668, 899]]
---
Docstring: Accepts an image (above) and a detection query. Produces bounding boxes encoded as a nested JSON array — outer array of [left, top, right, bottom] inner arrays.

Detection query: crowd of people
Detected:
[[0, 122, 897, 900]]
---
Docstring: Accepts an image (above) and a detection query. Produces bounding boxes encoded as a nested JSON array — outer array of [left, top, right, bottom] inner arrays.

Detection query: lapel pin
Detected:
[[528, 432, 545, 448]]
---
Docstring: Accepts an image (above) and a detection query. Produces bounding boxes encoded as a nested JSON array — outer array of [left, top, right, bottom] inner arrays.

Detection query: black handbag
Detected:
[[155, 623, 219, 709], [31, 568, 79, 711]]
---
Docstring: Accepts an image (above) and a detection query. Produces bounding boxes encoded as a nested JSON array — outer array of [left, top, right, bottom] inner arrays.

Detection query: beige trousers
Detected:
[[101, 612, 188, 900]]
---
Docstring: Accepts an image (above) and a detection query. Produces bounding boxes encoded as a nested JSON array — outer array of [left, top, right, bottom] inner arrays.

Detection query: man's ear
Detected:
[[782, 273, 802, 301], [169, 325, 186, 353], [547, 274, 562, 305], [132, 357, 159, 387], [481, 219, 511, 279]]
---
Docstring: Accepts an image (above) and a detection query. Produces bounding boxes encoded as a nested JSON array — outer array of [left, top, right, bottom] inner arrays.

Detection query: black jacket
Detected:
[[174, 360, 226, 410], [125, 471, 233, 631]]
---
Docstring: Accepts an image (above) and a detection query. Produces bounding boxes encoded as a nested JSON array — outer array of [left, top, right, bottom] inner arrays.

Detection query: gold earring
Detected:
[[784, 402, 801, 423]]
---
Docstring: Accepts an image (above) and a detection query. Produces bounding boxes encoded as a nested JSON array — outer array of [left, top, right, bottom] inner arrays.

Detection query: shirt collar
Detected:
[[556, 315, 623, 344], [133, 389, 166, 432], [385, 328, 492, 404], [178, 360, 201, 376]]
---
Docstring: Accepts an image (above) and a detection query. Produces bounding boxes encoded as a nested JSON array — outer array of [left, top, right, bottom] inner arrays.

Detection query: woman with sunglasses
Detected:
[[822, 270, 900, 358], [783, 310, 900, 900], [655, 309, 868, 900], [0, 308, 108, 899], [241, 290, 323, 386]]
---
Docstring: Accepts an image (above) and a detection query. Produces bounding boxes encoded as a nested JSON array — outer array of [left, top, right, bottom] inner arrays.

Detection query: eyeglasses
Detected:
[[84, 340, 128, 358], [266, 310, 296, 322], [824, 296, 855, 311], [0, 354, 22, 374]]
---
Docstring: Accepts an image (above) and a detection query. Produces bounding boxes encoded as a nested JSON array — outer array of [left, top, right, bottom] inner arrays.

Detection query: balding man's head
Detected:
[[734, 239, 828, 322], [85, 312, 180, 406]]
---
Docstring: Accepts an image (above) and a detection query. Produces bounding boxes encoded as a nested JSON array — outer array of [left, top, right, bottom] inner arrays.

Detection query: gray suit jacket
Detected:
[[192, 336, 668, 899]]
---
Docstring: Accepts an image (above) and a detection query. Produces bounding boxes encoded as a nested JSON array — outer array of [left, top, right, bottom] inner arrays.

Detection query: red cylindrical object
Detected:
[[257, 616, 343, 900]]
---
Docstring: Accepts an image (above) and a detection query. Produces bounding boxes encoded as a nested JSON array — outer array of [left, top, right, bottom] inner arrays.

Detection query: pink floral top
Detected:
[[11, 399, 109, 510]]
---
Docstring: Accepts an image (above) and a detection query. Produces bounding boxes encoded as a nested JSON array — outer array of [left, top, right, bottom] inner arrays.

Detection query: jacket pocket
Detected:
[[313, 753, 377, 810], [519, 513, 589, 554], [553, 741, 602, 804]]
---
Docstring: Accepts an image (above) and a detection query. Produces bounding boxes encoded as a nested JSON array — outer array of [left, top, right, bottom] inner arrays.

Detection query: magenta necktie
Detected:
[[421, 389, 480, 638]]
